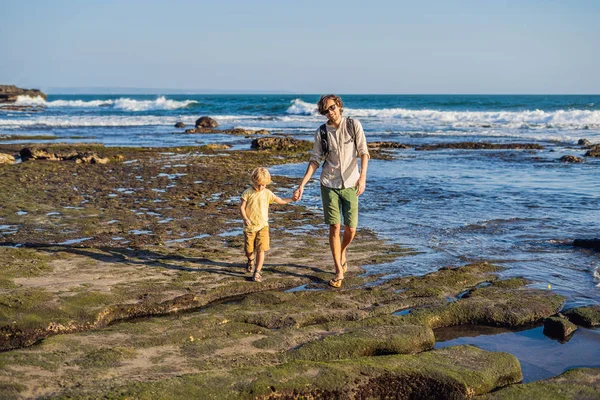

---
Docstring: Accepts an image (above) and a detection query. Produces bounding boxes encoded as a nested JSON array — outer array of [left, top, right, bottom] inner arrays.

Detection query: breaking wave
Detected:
[[15, 96, 197, 111], [286, 98, 600, 129]]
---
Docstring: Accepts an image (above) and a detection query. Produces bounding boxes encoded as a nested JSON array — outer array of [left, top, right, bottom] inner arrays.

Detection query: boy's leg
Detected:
[[255, 250, 266, 272], [244, 231, 256, 272], [253, 227, 270, 280]]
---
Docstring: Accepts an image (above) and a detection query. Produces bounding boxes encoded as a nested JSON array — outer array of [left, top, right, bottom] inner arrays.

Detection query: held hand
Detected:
[[293, 186, 304, 201], [355, 177, 366, 196]]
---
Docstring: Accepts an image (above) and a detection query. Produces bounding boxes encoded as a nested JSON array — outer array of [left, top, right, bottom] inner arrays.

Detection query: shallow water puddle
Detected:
[[165, 234, 209, 244], [128, 230, 153, 235], [285, 284, 324, 292], [434, 325, 600, 383], [58, 237, 93, 245]]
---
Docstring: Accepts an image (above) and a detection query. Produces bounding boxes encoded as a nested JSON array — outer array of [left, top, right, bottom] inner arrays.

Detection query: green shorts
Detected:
[[320, 185, 359, 228]]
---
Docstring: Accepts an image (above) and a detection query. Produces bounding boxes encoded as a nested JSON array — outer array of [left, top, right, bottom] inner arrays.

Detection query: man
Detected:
[[293, 95, 369, 288]]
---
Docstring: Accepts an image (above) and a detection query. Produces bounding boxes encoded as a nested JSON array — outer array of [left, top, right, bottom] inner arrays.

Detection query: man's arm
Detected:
[[293, 160, 319, 201], [355, 154, 369, 196]]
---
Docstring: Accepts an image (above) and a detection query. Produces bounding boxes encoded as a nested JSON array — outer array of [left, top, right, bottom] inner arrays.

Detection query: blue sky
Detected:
[[1, 0, 598, 94]]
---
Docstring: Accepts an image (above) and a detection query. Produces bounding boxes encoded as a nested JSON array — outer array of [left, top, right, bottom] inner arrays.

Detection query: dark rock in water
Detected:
[[543, 316, 577, 340], [174, 122, 185, 128], [573, 238, 600, 252], [251, 137, 312, 151], [19, 147, 109, 164], [416, 142, 544, 151], [368, 141, 412, 149], [0, 85, 47, 103], [195, 116, 219, 128], [563, 305, 600, 327], [559, 155, 584, 163], [578, 138, 591, 147], [584, 144, 600, 158]]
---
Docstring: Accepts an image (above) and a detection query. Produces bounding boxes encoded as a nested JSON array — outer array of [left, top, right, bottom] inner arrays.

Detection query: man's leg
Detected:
[[340, 226, 356, 267], [329, 223, 344, 280]]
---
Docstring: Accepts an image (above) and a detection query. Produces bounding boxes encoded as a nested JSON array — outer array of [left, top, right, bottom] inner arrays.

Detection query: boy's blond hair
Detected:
[[251, 167, 272, 186]]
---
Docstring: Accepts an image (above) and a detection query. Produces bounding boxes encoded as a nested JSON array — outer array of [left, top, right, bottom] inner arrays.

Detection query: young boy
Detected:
[[240, 167, 294, 282]]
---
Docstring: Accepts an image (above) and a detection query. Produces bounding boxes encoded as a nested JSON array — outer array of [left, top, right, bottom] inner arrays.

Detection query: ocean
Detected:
[[2, 94, 599, 307]]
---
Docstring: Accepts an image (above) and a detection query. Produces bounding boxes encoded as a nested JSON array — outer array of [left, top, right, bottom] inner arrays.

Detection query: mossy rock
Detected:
[[564, 305, 600, 327], [483, 367, 600, 399], [405, 286, 564, 329], [543, 316, 577, 340], [53, 345, 522, 399], [287, 324, 434, 362]]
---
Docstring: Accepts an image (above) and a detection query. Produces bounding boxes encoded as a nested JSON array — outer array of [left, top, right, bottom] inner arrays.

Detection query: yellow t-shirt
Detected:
[[241, 187, 275, 232]]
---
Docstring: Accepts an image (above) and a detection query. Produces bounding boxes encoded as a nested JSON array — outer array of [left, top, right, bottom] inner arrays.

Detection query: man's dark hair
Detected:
[[317, 94, 343, 115]]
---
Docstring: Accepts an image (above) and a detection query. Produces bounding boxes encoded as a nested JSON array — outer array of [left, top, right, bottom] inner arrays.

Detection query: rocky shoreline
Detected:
[[0, 85, 46, 103], [0, 141, 599, 398]]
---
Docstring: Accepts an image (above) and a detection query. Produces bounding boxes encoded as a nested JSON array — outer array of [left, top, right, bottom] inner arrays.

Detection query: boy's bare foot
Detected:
[[252, 271, 262, 282]]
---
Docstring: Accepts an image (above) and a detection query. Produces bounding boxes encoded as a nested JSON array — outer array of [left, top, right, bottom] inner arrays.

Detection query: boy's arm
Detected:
[[240, 199, 250, 226], [273, 196, 294, 205]]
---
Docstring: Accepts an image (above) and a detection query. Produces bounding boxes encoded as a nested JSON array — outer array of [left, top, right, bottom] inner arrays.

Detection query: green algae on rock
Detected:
[[483, 367, 600, 400], [564, 305, 600, 327], [287, 324, 435, 362]]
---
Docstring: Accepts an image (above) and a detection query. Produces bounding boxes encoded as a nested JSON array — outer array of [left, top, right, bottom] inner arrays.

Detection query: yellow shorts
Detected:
[[244, 226, 270, 254]]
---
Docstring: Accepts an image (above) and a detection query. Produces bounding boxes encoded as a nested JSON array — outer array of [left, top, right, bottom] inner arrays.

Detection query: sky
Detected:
[[0, 0, 598, 94]]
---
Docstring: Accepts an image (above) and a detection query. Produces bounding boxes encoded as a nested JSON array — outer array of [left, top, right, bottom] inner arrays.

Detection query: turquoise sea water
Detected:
[[1, 94, 599, 307]]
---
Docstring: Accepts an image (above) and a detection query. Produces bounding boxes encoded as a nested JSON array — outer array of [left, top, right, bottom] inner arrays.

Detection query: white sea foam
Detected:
[[15, 95, 197, 111], [286, 98, 600, 130]]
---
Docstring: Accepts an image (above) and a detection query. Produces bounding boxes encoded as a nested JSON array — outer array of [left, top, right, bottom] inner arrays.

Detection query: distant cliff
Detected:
[[0, 85, 47, 103]]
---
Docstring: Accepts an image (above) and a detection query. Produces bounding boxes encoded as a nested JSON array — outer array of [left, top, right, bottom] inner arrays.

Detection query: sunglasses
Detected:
[[322, 104, 337, 115]]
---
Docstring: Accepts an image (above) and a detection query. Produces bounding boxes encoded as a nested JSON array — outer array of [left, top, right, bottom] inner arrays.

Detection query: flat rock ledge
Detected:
[[19, 147, 110, 164], [251, 136, 312, 151], [59, 345, 523, 399], [483, 367, 600, 399], [182, 127, 270, 135], [0, 85, 46, 103]]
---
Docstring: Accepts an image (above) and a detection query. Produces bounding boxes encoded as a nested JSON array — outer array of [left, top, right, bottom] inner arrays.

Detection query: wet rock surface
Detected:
[[573, 238, 600, 252], [585, 144, 600, 157], [19, 147, 110, 164], [543, 316, 577, 340], [483, 368, 600, 399], [559, 155, 584, 163], [195, 116, 219, 128], [564, 305, 600, 327], [0, 152, 15, 164], [251, 136, 312, 151]]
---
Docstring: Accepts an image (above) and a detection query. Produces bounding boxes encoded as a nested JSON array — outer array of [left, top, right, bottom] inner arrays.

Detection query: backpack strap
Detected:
[[319, 123, 329, 166], [346, 117, 358, 152]]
